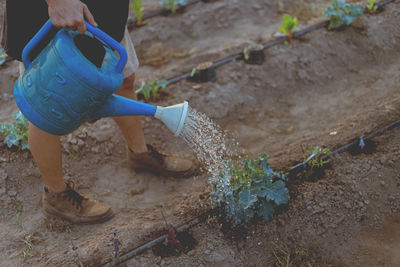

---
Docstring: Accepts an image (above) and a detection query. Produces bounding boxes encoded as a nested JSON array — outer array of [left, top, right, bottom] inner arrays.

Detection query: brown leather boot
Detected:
[[127, 144, 195, 178], [42, 182, 114, 224]]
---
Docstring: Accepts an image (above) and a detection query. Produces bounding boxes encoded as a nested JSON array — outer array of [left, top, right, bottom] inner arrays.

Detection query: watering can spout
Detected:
[[154, 101, 189, 137], [93, 95, 188, 136]]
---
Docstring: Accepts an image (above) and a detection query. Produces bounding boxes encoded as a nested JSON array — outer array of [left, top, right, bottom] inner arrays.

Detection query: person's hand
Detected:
[[45, 0, 98, 34]]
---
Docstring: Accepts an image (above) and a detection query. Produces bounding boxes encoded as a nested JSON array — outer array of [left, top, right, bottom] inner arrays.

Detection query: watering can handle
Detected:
[[22, 19, 128, 73]]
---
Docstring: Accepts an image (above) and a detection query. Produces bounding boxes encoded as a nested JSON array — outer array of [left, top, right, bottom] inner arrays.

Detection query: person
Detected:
[[1, 0, 195, 224]]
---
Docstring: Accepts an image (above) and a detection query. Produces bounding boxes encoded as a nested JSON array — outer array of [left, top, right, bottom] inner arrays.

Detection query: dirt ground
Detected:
[[2, 0, 400, 266]]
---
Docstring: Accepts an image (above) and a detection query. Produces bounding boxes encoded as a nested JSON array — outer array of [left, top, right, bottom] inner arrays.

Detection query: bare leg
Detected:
[[28, 123, 66, 193], [112, 73, 148, 153]]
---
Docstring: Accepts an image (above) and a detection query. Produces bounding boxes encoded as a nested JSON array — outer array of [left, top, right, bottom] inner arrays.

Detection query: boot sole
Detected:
[[43, 202, 114, 225]]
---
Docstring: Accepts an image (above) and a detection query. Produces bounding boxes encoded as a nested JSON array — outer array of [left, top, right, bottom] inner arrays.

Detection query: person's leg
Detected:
[[112, 73, 148, 153], [28, 123, 66, 192], [28, 123, 113, 224]]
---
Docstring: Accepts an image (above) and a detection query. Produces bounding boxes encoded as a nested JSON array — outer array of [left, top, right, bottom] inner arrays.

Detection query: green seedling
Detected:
[[323, 0, 363, 29], [243, 48, 250, 61], [304, 146, 331, 169], [20, 234, 35, 261], [366, 0, 378, 13], [211, 154, 289, 224], [131, 0, 146, 26], [190, 67, 197, 77], [135, 80, 168, 100], [0, 111, 29, 150], [66, 149, 79, 161], [159, 0, 187, 14], [0, 48, 7, 66], [279, 14, 298, 43], [14, 199, 23, 227]]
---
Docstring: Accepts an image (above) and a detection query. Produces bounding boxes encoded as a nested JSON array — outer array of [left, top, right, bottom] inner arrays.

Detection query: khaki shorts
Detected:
[[19, 28, 139, 78]]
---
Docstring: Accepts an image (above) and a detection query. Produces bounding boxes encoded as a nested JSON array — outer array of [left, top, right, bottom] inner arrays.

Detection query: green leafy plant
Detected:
[[211, 154, 289, 224], [135, 80, 168, 100], [323, 0, 363, 29], [304, 146, 331, 169], [159, 0, 187, 13], [66, 149, 79, 161], [14, 199, 23, 227], [131, 0, 146, 26], [279, 14, 298, 43], [0, 48, 7, 66], [20, 234, 35, 261], [0, 111, 29, 150], [366, 0, 378, 13]]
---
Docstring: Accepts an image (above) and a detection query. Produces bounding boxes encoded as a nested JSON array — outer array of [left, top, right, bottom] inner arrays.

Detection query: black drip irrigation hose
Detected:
[[376, 0, 395, 7], [163, 20, 330, 85], [165, 0, 395, 86], [289, 117, 400, 176], [101, 212, 211, 267]]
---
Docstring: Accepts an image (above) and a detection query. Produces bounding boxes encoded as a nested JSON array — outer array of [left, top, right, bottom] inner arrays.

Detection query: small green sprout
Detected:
[[131, 0, 146, 26], [243, 47, 250, 61], [20, 234, 35, 261], [135, 80, 168, 100], [190, 67, 197, 77], [0, 48, 7, 66], [66, 149, 79, 161], [159, 0, 187, 14], [0, 111, 29, 150], [279, 14, 298, 43], [14, 199, 23, 227], [323, 0, 363, 30], [366, 0, 378, 13], [304, 146, 331, 169]]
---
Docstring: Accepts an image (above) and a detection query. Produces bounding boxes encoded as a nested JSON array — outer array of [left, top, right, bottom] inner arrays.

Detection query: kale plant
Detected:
[[0, 111, 29, 150], [323, 0, 363, 29], [160, 0, 187, 13], [0, 48, 7, 66], [366, 0, 378, 13], [135, 80, 168, 100], [211, 154, 289, 224], [279, 14, 298, 43], [131, 0, 146, 26], [304, 146, 331, 169]]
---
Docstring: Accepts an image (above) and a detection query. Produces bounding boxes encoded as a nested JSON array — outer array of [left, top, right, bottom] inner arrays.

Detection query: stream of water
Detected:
[[178, 107, 239, 182]]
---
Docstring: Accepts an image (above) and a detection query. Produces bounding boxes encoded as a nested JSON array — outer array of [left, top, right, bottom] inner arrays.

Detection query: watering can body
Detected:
[[13, 20, 162, 135]]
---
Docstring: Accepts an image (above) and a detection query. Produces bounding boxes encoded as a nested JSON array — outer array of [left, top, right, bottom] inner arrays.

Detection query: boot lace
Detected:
[[146, 144, 165, 164], [63, 182, 86, 210]]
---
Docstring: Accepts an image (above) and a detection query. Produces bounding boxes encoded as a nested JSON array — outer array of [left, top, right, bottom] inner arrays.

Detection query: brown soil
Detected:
[[1, 0, 400, 266]]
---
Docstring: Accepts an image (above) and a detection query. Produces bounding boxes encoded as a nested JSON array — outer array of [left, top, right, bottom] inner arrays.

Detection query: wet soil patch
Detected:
[[152, 229, 197, 257], [347, 138, 377, 156]]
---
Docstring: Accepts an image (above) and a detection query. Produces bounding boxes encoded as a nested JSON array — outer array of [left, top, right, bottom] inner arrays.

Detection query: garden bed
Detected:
[[1, 0, 400, 265]]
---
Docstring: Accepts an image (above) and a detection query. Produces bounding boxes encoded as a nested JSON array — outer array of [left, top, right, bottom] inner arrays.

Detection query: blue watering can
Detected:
[[13, 20, 188, 136]]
